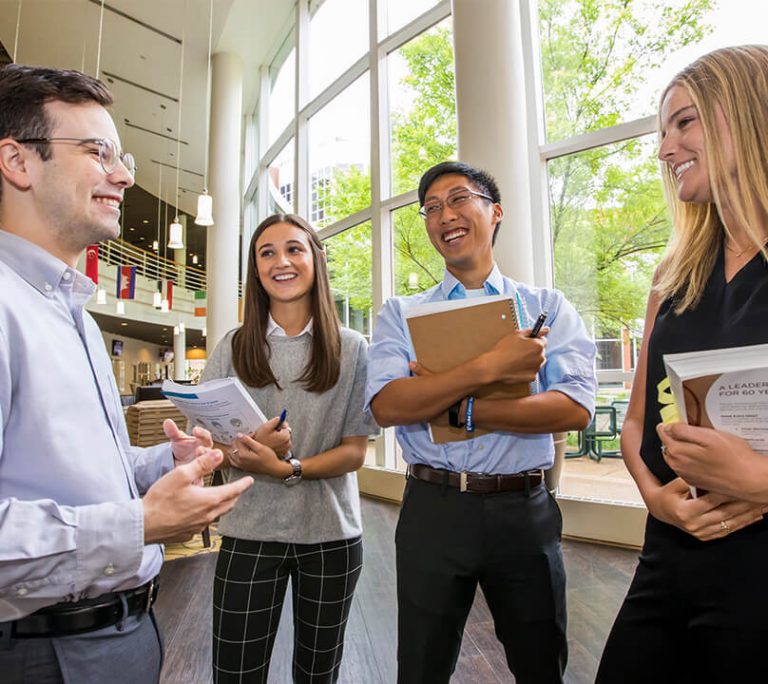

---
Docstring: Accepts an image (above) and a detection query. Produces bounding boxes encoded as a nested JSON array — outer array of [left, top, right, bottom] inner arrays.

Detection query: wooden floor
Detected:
[[155, 496, 639, 683]]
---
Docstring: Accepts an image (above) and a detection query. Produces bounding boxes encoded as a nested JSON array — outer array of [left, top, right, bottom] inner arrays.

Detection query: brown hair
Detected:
[[0, 64, 113, 201], [232, 213, 342, 393], [654, 45, 768, 311]]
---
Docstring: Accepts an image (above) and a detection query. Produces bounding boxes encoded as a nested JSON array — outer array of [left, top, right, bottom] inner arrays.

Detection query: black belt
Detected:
[[0, 578, 158, 642], [409, 463, 543, 493]]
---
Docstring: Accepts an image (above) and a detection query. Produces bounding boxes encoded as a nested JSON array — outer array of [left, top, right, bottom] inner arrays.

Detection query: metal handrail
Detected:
[[99, 238, 207, 291]]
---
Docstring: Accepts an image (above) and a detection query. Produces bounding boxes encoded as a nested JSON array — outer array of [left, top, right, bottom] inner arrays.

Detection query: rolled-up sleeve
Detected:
[[364, 298, 413, 417], [540, 290, 597, 419]]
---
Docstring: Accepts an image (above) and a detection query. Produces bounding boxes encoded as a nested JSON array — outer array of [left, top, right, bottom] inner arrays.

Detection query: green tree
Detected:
[[322, 1, 714, 338]]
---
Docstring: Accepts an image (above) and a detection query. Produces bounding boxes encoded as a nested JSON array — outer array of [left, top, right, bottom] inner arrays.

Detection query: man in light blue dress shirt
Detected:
[[0, 65, 253, 682], [366, 162, 597, 683]]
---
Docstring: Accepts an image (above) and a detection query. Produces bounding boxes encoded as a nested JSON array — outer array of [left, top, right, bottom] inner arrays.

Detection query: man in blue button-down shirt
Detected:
[[366, 161, 597, 683], [0, 65, 253, 683]]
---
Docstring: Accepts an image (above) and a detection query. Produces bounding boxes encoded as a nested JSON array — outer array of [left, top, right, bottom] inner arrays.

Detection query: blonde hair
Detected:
[[654, 45, 768, 312]]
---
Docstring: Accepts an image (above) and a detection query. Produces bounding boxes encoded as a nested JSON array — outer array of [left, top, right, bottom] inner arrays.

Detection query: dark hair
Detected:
[[232, 213, 342, 393], [0, 64, 112, 201], [417, 161, 503, 243]]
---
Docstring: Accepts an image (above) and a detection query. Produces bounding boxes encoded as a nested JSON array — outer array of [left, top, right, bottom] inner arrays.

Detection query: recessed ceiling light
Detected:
[[138, 237, 145, 241], [129, 227, 135, 231], [142, 219, 149, 224], [120, 322, 127, 326]]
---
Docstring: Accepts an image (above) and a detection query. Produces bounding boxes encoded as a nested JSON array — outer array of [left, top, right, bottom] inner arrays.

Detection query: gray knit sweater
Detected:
[[200, 326, 378, 543]]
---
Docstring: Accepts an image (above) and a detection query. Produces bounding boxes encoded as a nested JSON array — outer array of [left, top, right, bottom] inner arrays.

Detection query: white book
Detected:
[[162, 377, 267, 444], [663, 343, 768, 455]]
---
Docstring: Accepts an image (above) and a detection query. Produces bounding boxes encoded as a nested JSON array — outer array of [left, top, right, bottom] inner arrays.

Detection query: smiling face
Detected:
[[658, 84, 735, 204], [422, 172, 502, 277], [28, 100, 134, 252], [254, 221, 316, 307]]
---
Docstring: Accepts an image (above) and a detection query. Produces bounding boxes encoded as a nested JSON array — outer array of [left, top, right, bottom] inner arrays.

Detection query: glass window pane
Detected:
[[537, 0, 768, 142], [309, 0, 368, 100], [268, 45, 295, 148], [392, 203, 444, 296], [380, 0, 441, 37], [550, 135, 668, 504], [324, 222, 372, 340], [308, 74, 371, 227], [267, 139, 295, 214], [389, 17, 457, 197]]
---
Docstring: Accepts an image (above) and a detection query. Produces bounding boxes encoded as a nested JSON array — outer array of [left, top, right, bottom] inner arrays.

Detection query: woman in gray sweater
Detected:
[[202, 213, 377, 683]]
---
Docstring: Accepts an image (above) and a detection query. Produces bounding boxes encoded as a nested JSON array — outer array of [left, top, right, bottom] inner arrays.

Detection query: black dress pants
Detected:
[[395, 477, 567, 684], [597, 515, 768, 684]]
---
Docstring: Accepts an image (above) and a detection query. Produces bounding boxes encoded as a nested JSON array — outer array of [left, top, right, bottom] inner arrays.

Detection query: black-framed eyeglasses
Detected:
[[16, 137, 136, 177], [419, 188, 494, 220]]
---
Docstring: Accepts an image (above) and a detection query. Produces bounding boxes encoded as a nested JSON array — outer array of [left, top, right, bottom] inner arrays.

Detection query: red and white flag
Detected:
[[85, 244, 99, 284]]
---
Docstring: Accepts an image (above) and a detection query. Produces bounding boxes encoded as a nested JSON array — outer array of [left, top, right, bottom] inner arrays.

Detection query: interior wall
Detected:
[[100, 331, 166, 395]]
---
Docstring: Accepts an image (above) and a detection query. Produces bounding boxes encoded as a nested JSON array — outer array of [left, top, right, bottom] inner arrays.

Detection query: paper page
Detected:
[[162, 378, 267, 444]]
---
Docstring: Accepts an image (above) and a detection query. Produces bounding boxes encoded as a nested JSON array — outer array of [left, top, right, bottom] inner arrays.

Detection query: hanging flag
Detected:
[[85, 244, 99, 284], [166, 280, 174, 310], [194, 290, 207, 317], [116, 265, 136, 299]]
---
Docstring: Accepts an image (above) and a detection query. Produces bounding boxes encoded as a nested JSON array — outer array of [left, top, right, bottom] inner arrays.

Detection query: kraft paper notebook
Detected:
[[405, 295, 529, 444]]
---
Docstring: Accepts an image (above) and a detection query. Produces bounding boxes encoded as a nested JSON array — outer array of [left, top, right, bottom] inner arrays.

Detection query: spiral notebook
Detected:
[[405, 295, 530, 444]]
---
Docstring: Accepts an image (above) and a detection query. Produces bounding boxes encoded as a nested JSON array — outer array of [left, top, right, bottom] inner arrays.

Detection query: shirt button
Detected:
[[104, 564, 116, 576], [44, 283, 53, 292], [62, 272, 71, 281], [16, 586, 28, 596], [478, 444, 484, 451]]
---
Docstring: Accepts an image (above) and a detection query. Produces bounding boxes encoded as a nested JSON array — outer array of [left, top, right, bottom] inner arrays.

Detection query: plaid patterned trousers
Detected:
[[212, 535, 363, 683]]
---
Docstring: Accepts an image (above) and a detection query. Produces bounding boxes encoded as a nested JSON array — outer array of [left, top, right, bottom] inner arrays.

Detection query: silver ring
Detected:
[[230, 448, 239, 457]]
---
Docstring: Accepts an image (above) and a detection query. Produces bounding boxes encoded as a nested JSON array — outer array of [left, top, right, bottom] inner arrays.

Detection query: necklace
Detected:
[[725, 236, 768, 258]]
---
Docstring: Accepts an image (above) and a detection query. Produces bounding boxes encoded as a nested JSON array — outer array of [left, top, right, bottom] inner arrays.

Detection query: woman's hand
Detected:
[[250, 415, 293, 458], [645, 477, 765, 541], [228, 433, 292, 479], [658, 422, 768, 502]]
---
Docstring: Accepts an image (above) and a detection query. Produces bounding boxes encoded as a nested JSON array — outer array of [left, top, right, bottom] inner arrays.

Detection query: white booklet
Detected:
[[663, 343, 768, 455], [162, 377, 267, 445]]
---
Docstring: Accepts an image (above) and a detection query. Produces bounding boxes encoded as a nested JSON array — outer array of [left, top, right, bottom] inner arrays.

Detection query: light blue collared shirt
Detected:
[[0, 230, 172, 620], [365, 265, 597, 474]]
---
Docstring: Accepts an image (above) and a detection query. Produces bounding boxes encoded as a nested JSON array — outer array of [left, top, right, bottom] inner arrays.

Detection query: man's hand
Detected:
[[477, 327, 548, 384], [658, 422, 768, 502], [143, 448, 253, 544], [250, 416, 292, 458], [644, 477, 765, 541], [164, 419, 213, 465]]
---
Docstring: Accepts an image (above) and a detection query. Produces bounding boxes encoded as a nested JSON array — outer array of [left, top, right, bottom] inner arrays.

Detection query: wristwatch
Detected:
[[448, 399, 466, 428], [283, 457, 302, 486]]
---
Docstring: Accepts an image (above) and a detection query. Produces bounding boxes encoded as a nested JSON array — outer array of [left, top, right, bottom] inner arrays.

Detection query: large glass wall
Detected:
[[245, 0, 768, 492], [536, 0, 768, 503]]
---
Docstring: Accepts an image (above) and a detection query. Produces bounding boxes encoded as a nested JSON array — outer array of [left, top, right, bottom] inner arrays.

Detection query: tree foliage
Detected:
[[321, 1, 714, 337]]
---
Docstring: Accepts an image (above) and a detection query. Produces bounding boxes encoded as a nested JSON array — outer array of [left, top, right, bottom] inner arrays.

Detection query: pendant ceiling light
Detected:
[[96, 287, 106, 305], [195, 0, 214, 226], [116, 300, 125, 315], [152, 289, 162, 308]]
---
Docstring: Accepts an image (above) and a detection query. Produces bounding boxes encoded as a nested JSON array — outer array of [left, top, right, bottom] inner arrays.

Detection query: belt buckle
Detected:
[[145, 579, 156, 613], [460, 471, 468, 493]]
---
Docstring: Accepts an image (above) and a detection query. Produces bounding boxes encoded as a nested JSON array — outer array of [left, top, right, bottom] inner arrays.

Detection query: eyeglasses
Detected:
[[419, 188, 494, 220], [16, 137, 136, 177]]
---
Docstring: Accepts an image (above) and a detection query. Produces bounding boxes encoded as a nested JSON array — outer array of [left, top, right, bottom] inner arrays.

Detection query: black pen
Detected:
[[530, 311, 548, 338]]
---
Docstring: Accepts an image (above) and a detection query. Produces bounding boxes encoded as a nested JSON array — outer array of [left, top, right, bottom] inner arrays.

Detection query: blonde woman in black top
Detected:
[[598, 45, 768, 683]]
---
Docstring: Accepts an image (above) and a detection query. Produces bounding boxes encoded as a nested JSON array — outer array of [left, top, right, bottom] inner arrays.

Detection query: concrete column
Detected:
[[451, 0, 535, 283], [174, 325, 186, 381], [206, 52, 243, 353]]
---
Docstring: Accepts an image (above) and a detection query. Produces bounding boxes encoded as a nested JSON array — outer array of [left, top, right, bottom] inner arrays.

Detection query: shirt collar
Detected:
[[0, 229, 95, 301], [267, 313, 314, 337], [440, 263, 504, 299]]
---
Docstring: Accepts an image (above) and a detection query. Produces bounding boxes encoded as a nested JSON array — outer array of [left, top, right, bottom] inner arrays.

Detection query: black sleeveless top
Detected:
[[641, 243, 768, 482]]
